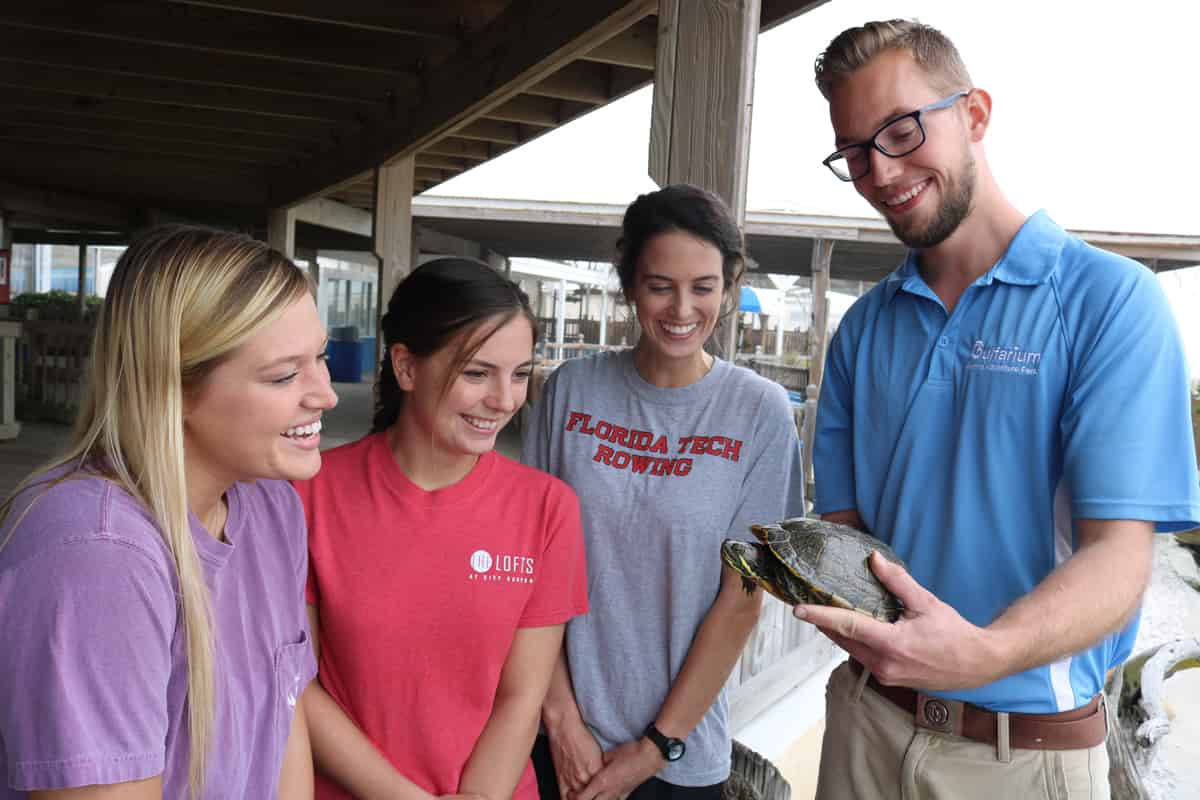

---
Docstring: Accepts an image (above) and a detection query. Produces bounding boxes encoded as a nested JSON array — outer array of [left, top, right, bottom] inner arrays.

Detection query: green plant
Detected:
[[10, 290, 102, 320]]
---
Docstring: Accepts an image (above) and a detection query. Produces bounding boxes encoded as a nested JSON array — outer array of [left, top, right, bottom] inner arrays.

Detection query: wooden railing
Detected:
[[15, 319, 94, 423], [728, 594, 839, 730]]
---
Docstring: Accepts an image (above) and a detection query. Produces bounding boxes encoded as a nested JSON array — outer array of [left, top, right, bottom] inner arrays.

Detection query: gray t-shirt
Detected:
[[522, 350, 805, 785], [0, 470, 314, 798]]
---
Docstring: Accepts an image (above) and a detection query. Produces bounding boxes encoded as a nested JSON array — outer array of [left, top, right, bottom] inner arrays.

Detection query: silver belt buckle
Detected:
[[915, 692, 964, 735]]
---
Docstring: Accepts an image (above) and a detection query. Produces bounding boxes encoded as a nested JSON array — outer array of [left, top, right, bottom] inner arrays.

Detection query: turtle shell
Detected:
[[750, 517, 906, 622]]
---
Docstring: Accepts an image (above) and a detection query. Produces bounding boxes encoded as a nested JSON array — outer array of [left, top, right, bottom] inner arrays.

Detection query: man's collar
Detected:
[[883, 210, 1066, 304]]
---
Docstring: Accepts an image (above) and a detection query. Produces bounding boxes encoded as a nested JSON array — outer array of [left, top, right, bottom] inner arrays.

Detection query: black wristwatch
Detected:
[[643, 724, 686, 762]]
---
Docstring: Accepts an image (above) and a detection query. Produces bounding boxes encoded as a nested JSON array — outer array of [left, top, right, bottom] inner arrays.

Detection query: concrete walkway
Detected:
[[0, 380, 523, 499]]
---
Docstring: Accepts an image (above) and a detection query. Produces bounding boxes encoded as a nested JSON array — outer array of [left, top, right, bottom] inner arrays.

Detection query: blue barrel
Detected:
[[359, 336, 377, 377], [327, 339, 363, 383]]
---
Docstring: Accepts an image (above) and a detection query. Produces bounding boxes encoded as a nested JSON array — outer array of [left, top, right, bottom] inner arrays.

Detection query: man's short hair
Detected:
[[814, 19, 973, 101]]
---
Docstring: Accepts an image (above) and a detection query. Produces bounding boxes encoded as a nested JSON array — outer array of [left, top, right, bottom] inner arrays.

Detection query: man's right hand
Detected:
[[546, 718, 605, 800]]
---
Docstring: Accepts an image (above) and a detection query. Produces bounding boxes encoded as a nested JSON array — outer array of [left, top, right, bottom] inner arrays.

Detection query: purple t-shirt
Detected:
[[0, 470, 315, 797]]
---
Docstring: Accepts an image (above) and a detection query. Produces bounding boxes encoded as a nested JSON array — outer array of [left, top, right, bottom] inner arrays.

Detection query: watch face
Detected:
[[667, 740, 685, 761]]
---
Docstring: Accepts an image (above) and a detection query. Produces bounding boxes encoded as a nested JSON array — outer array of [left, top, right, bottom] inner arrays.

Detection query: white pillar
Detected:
[[554, 279, 567, 360], [599, 267, 611, 348], [774, 313, 785, 358]]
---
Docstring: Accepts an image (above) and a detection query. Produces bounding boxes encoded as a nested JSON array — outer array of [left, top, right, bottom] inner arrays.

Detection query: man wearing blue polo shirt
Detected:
[[797, 19, 1200, 799]]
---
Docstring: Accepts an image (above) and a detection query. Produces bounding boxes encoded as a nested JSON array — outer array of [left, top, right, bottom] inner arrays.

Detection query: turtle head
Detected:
[[721, 540, 767, 595]]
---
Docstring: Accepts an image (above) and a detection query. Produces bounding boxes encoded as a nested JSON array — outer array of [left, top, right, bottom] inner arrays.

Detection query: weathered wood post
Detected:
[[803, 238, 833, 492], [267, 206, 296, 261], [648, 0, 760, 360], [373, 156, 416, 367], [0, 211, 19, 440]]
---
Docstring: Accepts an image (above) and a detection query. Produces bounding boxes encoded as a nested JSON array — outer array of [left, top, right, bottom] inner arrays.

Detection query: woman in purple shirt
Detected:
[[0, 226, 337, 799]]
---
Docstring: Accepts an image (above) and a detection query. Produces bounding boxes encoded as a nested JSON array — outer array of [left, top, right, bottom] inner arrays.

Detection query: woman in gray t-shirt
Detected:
[[523, 184, 806, 799]]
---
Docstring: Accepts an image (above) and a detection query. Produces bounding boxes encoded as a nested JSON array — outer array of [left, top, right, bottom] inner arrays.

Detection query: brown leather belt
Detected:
[[848, 659, 1107, 751]]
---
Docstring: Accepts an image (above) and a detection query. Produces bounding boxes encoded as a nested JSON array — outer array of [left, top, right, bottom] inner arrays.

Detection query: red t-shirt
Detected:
[[295, 433, 588, 800]]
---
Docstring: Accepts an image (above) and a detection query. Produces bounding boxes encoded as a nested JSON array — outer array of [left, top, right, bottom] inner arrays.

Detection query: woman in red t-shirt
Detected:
[[295, 258, 588, 800]]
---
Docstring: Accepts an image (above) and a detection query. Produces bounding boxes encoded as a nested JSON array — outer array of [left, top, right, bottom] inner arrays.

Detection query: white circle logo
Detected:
[[470, 550, 493, 573]]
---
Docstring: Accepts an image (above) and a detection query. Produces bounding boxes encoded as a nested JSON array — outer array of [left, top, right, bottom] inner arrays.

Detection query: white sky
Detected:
[[429, 0, 1200, 378]]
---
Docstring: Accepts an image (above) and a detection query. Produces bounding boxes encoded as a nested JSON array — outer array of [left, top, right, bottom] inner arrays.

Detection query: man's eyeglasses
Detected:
[[822, 90, 970, 182]]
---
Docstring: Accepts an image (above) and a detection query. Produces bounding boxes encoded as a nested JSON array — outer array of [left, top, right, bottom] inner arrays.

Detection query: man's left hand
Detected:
[[573, 738, 662, 800], [793, 551, 999, 691]]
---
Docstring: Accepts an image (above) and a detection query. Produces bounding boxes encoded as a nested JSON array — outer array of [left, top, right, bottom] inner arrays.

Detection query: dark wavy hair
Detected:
[[615, 184, 746, 317], [371, 257, 537, 433]]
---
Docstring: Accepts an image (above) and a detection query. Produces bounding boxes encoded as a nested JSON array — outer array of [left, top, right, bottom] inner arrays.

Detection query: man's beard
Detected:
[[887, 156, 976, 249]]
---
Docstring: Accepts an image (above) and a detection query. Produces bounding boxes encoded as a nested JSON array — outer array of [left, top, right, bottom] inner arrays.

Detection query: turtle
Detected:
[[720, 517, 906, 622]]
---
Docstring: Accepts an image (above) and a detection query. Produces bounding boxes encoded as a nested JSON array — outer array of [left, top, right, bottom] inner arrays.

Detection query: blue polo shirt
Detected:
[[813, 211, 1200, 713]]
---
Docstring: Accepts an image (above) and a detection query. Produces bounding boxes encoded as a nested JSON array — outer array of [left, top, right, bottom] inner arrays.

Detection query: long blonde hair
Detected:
[[0, 225, 311, 796]]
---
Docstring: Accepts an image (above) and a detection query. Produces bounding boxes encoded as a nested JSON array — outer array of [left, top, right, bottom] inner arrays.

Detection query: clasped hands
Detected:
[[548, 720, 664, 800]]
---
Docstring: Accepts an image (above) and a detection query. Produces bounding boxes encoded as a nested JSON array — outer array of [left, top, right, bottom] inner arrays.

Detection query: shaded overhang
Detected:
[[411, 196, 1200, 281], [0, 0, 826, 231]]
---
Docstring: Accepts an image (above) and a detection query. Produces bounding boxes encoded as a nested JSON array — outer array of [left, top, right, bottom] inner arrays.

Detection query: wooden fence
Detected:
[[15, 319, 94, 423]]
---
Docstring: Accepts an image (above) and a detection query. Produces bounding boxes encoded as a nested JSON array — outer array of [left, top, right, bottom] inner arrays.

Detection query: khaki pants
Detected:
[[815, 661, 1110, 800]]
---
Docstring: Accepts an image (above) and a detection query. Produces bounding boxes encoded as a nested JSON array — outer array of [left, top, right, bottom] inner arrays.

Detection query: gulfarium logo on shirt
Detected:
[[468, 549, 535, 584], [966, 340, 1042, 376]]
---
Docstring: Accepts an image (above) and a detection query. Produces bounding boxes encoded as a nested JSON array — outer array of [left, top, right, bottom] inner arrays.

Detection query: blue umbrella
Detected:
[[739, 286, 762, 313]]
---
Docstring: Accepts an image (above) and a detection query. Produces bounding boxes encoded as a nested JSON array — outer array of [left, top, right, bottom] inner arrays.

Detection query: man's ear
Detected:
[[390, 344, 416, 391], [964, 88, 992, 143]]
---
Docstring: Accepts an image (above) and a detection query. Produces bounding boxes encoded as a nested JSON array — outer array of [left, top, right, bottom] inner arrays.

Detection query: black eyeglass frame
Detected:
[[822, 90, 971, 182]]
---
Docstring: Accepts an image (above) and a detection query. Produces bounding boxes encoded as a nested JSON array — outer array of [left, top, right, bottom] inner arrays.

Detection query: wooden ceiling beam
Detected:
[[6, 106, 315, 156], [415, 154, 474, 171], [0, 143, 269, 213], [761, 0, 830, 30], [0, 27, 416, 104], [0, 128, 290, 167], [0, 180, 135, 230], [482, 95, 563, 127], [0, 1, 436, 76], [0, 86, 334, 144], [580, 18, 657, 69], [165, 0, 508, 39], [422, 138, 492, 161], [526, 61, 612, 105], [415, 167, 458, 183], [268, 0, 656, 207], [0, 119, 298, 162], [453, 120, 522, 145], [0, 60, 380, 123]]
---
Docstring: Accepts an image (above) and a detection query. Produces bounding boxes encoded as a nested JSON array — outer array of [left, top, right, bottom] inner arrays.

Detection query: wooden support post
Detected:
[[802, 238, 834, 494], [808, 239, 833, 390], [599, 268, 610, 347], [0, 211, 18, 440], [649, 0, 759, 360], [373, 156, 415, 360], [486, 251, 509, 277], [76, 241, 87, 317], [267, 207, 296, 260]]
